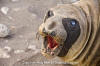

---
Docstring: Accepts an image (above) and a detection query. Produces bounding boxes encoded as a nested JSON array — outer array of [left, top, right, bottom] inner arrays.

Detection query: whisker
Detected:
[[36, 31, 40, 40]]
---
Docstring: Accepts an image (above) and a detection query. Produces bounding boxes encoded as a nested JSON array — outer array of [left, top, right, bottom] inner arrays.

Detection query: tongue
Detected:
[[47, 36, 58, 49]]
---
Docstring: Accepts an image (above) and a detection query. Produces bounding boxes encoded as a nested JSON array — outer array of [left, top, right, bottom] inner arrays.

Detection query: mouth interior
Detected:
[[47, 36, 58, 49]]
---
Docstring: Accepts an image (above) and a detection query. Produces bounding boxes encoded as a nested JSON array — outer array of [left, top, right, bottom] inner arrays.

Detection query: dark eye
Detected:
[[62, 18, 80, 31], [70, 19, 77, 26], [47, 10, 54, 18], [62, 18, 78, 26]]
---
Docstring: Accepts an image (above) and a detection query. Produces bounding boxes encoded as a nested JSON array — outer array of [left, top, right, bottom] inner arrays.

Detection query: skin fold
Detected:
[[38, 0, 100, 66]]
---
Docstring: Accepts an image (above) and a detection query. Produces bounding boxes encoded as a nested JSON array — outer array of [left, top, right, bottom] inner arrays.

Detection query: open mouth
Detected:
[[43, 35, 59, 56], [47, 36, 58, 49]]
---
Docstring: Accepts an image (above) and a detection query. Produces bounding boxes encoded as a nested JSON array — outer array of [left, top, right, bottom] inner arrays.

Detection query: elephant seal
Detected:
[[38, 0, 100, 66]]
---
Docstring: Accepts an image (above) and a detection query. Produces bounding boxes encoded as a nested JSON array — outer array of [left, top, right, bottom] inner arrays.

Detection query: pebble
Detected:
[[0, 24, 10, 38], [31, 13, 37, 17], [14, 50, 25, 54], [5, 40, 9, 43], [8, 16, 13, 20], [11, 0, 19, 2], [0, 53, 11, 58], [3, 46, 12, 52], [71, 0, 78, 2], [11, 26, 16, 29], [19, 35, 23, 38], [0, 48, 10, 58], [17, 58, 21, 61], [1, 7, 9, 15], [34, 49, 40, 54], [27, 45, 36, 50], [13, 8, 20, 12]]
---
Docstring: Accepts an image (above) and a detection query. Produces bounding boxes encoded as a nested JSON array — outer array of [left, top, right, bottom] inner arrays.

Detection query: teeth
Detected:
[[51, 52, 54, 56], [52, 45, 58, 50]]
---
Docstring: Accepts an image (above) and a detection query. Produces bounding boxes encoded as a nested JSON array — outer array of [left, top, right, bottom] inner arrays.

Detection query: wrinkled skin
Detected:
[[39, 0, 100, 66]]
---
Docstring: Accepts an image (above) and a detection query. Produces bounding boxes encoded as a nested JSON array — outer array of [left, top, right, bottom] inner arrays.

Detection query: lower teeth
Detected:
[[51, 52, 54, 56]]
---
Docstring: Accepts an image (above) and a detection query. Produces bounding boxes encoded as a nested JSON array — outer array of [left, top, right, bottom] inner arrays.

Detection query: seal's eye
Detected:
[[47, 10, 54, 18], [62, 18, 80, 31], [70, 20, 76, 26]]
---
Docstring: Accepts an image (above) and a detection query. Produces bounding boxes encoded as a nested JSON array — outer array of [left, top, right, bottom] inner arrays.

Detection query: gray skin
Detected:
[[39, 0, 100, 66]]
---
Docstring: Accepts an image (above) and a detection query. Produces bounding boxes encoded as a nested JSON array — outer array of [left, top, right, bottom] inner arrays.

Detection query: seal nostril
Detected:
[[48, 10, 54, 18], [48, 21, 56, 30]]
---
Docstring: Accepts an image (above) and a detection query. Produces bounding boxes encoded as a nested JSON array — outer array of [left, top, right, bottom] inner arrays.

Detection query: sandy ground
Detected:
[[0, 0, 78, 66]]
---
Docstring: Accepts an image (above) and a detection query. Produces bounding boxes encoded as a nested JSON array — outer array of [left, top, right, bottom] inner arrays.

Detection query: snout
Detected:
[[39, 16, 67, 57], [39, 16, 67, 44]]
